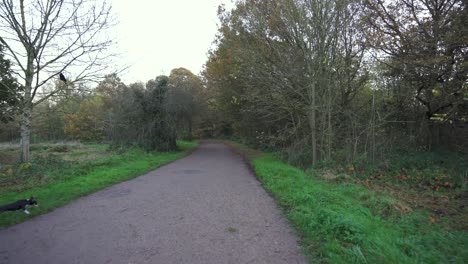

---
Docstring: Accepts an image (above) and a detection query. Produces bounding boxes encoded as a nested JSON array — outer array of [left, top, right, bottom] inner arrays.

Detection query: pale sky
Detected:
[[111, 0, 234, 83]]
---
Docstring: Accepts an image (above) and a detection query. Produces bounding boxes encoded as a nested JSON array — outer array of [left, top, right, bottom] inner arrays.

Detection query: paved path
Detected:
[[0, 143, 306, 264]]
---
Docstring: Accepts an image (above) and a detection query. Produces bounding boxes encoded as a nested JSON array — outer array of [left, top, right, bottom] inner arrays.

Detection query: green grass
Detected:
[[0, 141, 198, 229], [248, 152, 467, 263], [177, 140, 199, 151]]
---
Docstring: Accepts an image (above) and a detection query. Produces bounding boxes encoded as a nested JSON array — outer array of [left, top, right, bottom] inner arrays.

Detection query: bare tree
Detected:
[[0, 0, 115, 162]]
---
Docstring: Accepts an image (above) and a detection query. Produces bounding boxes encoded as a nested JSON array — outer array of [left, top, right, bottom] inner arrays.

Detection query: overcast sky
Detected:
[[111, 0, 234, 84]]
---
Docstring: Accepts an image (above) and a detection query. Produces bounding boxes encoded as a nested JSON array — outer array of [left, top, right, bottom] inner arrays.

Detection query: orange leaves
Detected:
[[430, 174, 453, 191], [363, 179, 371, 187], [428, 216, 437, 223], [396, 174, 409, 181], [346, 165, 355, 174]]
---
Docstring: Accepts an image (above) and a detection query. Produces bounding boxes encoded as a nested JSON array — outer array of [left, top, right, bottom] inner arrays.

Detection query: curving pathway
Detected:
[[0, 143, 306, 264]]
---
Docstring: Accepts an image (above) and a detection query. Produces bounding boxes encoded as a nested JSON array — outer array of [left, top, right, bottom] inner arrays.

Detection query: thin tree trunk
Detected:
[[305, 57, 317, 164], [20, 104, 32, 162], [371, 88, 376, 164], [188, 118, 193, 141], [308, 82, 317, 164], [20, 46, 34, 162], [18, 0, 33, 163], [327, 85, 332, 160]]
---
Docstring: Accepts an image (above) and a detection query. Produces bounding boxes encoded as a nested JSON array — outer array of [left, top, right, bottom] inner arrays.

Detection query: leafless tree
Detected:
[[0, 0, 116, 162]]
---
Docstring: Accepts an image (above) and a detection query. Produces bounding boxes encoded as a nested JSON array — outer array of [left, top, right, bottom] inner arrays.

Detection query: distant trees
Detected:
[[107, 76, 178, 151], [0, 67, 206, 153], [105, 69, 205, 151], [167, 68, 204, 141], [64, 96, 105, 141]]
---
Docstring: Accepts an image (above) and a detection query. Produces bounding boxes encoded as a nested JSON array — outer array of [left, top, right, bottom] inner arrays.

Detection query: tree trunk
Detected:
[[308, 84, 317, 164], [187, 118, 193, 141], [20, 103, 32, 162], [20, 47, 34, 163], [305, 58, 317, 164]]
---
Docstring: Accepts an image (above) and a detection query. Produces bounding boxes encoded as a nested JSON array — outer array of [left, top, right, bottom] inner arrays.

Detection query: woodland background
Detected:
[[2, 0, 467, 164], [1, 1, 467, 262]]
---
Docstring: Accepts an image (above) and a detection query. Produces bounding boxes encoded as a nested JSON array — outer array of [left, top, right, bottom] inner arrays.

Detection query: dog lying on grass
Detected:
[[0, 197, 38, 215]]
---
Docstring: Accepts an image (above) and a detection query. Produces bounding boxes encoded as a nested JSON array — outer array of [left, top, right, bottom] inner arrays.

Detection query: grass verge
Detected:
[[0, 141, 198, 229], [231, 142, 467, 263]]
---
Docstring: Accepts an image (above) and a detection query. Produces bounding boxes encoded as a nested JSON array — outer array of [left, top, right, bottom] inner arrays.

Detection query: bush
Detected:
[[48, 145, 69, 152]]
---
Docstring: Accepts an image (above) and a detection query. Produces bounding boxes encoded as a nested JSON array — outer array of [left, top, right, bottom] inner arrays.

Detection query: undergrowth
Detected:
[[247, 150, 467, 263], [311, 148, 468, 192]]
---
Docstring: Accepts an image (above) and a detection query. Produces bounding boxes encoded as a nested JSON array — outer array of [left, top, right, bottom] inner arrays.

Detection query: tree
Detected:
[[145, 75, 177, 150], [206, 0, 368, 164], [64, 96, 105, 141], [362, 0, 467, 121], [0, 44, 21, 123], [0, 0, 115, 162], [105, 75, 179, 151], [167, 68, 203, 140]]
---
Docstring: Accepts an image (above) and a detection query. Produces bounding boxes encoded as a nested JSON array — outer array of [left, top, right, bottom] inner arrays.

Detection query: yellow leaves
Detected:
[[231, 95, 239, 104], [18, 162, 32, 171], [0, 163, 31, 176], [64, 113, 81, 139], [393, 203, 411, 214], [431, 89, 440, 96], [64, 96, 105, 140], [0, 165, 14, 176]]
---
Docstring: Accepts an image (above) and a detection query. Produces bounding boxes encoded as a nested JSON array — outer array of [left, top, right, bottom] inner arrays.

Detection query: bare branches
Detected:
[[0, 0, 116, 162], [0, 0, 116, 102]]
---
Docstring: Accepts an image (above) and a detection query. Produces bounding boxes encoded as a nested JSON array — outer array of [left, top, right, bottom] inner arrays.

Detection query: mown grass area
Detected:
[[231, 142, 467, 263], [0, 141, 198, 228]]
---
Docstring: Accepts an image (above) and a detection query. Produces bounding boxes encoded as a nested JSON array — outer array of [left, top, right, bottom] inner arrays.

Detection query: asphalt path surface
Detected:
[[0, 142, 307, 264]]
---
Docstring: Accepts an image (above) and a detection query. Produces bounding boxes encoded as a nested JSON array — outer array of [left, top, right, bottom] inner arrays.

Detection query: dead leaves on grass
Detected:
[[393, 203, 412, 214]]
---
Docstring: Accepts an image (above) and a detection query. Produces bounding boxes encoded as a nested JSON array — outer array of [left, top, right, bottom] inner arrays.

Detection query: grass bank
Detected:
[[231, 143, 467, 263], [0, 141, 198, 228]]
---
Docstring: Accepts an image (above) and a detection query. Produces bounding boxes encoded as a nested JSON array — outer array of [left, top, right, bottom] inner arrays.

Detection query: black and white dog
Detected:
[[0, 197, 38, 215]]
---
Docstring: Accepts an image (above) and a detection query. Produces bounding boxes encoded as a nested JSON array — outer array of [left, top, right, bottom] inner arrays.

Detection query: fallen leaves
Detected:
[[396, 174, 408, 181], [393, 203, 412, 214]]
